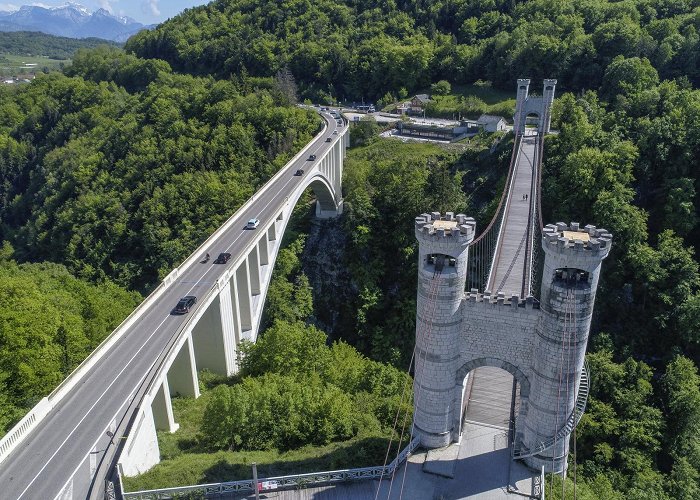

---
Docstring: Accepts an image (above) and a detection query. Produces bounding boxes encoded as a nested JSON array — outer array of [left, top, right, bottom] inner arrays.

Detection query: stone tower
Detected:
[[521, 223, 612, 472], [514, 79, 557, 135], [413, 215, 612, 473], [413, 212, 476, 448]]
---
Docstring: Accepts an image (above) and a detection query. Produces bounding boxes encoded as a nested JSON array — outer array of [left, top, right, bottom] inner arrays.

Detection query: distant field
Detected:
[[0, 53, 67, 77]]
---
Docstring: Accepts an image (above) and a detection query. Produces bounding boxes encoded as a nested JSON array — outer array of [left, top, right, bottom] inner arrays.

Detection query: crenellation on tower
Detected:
[[413, 210, 612, 473]]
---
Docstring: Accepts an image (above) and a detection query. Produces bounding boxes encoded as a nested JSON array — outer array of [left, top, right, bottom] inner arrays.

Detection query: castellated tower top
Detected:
[[415, 212, 476, 248], [542, 222, 612, 270]]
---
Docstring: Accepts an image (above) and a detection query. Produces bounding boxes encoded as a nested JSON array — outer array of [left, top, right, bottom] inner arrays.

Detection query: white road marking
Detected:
[[13, 118, 342, 499], [18, 314, 171, 499]]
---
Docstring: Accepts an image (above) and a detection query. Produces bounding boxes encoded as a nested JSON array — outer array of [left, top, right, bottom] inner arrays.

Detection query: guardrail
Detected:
[[0, 112, 330, 467], [109, 118, 349, 496], [121, 437, 420, 499]]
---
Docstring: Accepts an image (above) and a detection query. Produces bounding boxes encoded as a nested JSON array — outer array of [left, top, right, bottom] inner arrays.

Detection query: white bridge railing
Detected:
[[120, 437, 420, 499], [0, 113, 330, 467]]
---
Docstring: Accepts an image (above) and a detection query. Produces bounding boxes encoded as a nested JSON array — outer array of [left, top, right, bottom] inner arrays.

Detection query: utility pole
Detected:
[[252, 462, 260, 500]]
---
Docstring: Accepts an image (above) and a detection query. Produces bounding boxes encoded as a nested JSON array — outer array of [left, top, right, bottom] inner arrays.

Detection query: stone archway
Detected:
[[525, 112, 541, 131], [452, 357, 530, 443]]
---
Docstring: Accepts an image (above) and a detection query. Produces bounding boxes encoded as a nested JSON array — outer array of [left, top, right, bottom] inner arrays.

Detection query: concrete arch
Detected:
[[249, 139, 345, 338], [307, 175, 340, 213]]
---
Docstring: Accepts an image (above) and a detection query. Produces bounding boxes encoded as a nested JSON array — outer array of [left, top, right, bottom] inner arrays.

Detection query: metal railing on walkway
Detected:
[[466, 133, 522, 292], [511, 361, 590, 460], [120, 437, 420, 499]]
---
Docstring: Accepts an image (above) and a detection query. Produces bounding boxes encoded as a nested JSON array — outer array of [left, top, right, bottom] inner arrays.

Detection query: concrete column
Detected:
[[191, 295, 232, 376], [119, 406, 160, 476], [259, 235, 270, 266], [228, 273, 242, 349], [152, 378, 179, 432], [235, 261, 253, 332], [268, 220, 277, 242], [248, 246, 261, 295], [167, 335, 200, 398]]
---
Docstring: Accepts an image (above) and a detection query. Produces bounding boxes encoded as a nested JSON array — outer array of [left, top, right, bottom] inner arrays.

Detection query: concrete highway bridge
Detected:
[[0, 110, 349, 499]]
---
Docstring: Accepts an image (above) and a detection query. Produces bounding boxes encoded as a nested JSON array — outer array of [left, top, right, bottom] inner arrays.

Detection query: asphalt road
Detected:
[[0, 112, 344, 500]]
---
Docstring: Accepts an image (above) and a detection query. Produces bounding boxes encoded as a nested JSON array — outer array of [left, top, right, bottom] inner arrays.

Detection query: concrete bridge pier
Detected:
[[152, 378, 179, 433], [167, 335, 200, 398]]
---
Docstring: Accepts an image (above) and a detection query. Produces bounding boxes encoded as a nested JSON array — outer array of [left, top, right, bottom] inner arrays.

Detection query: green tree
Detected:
[[430, 80, 451, 95]]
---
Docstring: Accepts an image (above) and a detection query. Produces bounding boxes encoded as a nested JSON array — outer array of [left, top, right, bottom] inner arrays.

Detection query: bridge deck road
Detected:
[[487, 133, 538, 297], [0, 112, 343, 500]]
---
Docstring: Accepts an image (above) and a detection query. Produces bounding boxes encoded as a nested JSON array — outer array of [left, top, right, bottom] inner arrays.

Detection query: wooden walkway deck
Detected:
[[487, 134, 538, 297]]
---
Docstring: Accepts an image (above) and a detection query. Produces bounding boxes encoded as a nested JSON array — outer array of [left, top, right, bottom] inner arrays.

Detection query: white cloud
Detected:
[[0, 1, 53, 10], [142, 0, 159, 17], [98, 0, 113, 13]]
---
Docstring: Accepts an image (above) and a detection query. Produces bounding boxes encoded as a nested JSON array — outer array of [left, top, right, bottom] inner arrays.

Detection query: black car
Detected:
[[307, 154, 316, 161], [295, 169, 304, 176], [214, 252, 231, 264], [173, 295, 197, 314]]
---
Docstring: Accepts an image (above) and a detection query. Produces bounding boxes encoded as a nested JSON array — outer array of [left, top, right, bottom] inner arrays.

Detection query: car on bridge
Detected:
[[307, 154, 316, 161], [333, 130, 338, 135], [214, 252, 231, 264], [295, 169, 304, 176], [173, 295, 197, 314], [246, 218, 260, 229], [325, 137, 332, 142]]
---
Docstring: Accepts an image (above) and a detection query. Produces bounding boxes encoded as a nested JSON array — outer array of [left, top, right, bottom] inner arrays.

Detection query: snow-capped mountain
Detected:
[[0, 3, 152, 42]]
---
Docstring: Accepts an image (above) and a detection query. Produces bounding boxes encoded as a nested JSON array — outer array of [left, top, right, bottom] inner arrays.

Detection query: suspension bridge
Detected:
[[406, 78, 612, 498]]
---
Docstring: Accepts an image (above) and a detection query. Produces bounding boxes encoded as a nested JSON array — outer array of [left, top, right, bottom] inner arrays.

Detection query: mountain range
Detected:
[[0, 3, 153, 42]]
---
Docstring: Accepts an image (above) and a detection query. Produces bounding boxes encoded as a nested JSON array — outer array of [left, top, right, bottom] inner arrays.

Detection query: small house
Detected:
[[410, 94, 432, 113], [477, 114, 508, 132]]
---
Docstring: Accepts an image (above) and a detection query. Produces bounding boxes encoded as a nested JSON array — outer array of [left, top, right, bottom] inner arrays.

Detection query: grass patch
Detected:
[[122, 434, 407, 492], [123, 371, 408, 492], [404, 82, 515, 120], [0, 53, 66, 77]]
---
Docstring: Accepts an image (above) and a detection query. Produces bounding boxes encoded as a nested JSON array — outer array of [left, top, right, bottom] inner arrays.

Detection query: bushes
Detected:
[[202, 374, 354, 451], [200, 320, 413, 452]]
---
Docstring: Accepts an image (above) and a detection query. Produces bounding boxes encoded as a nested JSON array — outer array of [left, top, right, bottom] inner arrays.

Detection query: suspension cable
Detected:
[[376, 271, 442, 500], [374, 275, 436, 498], [563, 288, 574, 500], [551, 288, 572, 497], [395, 270, 446, 500], [573, 283, 579, 500]]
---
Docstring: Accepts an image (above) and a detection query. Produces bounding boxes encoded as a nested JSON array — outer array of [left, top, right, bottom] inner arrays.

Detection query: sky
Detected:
[[0, 1, 211, 24]]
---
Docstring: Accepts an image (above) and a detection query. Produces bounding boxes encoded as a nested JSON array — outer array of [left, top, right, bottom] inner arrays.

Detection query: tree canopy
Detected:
[[126, 0, 700, 100]]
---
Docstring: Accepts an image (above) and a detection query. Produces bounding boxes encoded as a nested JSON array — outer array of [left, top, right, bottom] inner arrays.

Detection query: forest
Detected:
[[0, 0, 699, 497], [0, 31, 117, 60], [127, 0, 700, 100]]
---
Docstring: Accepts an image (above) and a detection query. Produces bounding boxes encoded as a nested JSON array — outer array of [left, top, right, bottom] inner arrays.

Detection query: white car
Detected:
[[246, 218, 260, 229]]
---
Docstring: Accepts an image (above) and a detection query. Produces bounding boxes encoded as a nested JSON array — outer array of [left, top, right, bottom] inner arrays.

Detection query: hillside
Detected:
[[126, 0, 700, 100], [0, 31, 118, 60]]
